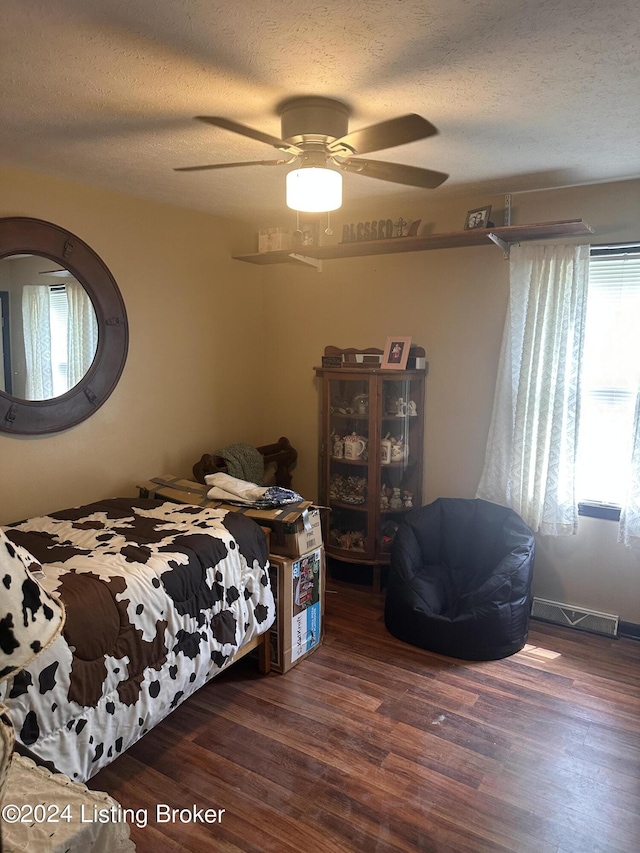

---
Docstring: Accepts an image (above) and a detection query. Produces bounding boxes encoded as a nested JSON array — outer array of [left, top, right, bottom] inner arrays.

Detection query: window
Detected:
[[576, 246, 640, 516]]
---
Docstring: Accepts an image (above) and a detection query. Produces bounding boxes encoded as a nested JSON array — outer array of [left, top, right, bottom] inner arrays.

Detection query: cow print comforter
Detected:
[[0, 497, 274, 782]]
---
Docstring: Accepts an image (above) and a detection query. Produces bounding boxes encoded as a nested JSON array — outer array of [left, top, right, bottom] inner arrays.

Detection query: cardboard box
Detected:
[[258, 227, 291, 253], [265, 506, 323, 557], [268, 547, 324, 673], [137, 476, 212, 506], [137, 476, 323, 557]]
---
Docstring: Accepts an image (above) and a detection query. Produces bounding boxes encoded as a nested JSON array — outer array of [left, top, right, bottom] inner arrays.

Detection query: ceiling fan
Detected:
[[175, 96, 448, 211]]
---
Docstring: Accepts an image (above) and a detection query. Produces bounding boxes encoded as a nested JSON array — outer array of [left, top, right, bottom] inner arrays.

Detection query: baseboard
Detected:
[[618, 621, 640, 641], [531, 614, 640, 642]]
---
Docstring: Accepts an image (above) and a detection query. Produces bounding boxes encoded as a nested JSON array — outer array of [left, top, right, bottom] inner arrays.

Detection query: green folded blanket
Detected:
[[212, 443, 264, 485]]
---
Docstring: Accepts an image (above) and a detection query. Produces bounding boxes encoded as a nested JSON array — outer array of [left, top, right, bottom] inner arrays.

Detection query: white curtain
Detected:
[[618, 388, 640, 549], [477, 243, 590, 535], [21, 285, 53, 401], [66, 282, 98, 389]]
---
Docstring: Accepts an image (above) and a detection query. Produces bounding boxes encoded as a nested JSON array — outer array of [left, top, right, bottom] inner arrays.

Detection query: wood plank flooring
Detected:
[[90, 581, 640, 853]]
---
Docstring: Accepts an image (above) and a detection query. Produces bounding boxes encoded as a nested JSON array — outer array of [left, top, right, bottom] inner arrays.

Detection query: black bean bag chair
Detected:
[[384, 498, 535, 660]]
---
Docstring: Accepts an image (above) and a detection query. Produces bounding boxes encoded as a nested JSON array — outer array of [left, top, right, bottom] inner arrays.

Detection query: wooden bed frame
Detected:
[[232, 630, 271, 673]]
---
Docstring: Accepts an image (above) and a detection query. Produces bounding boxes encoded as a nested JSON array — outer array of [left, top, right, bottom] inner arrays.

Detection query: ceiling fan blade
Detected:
[[341, 158, 448, 188], [329, 114, 438, 156], [174, 159, 287, 172], [195, 116, 298, 152]]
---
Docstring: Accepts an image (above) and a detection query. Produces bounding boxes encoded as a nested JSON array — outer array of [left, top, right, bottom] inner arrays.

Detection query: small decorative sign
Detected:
[[321, 355, 343, 367], [341, 217, 421, 243]]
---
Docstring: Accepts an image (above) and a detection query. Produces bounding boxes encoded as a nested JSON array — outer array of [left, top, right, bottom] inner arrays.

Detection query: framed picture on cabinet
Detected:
[[382, 336, 411, 370]]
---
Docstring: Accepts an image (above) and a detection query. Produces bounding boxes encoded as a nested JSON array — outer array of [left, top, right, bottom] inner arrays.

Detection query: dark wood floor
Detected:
[[90, 580, 640, 853]]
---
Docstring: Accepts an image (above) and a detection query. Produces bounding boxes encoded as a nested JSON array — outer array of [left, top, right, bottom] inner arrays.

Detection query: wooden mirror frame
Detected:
[[0, 217, 128, 435]]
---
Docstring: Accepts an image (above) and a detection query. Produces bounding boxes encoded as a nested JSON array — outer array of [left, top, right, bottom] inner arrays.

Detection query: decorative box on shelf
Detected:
[[259, 227, 292, 253]]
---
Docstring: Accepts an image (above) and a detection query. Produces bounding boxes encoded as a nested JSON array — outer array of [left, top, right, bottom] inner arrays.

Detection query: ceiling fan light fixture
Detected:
[[286, 166, 342, 212]]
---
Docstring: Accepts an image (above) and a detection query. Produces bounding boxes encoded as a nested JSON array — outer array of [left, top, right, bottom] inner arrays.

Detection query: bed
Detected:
[[0, 496, 274, 782]]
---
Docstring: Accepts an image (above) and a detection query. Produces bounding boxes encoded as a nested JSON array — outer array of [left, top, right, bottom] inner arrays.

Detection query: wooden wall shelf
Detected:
[[233, 219, 593, 266]]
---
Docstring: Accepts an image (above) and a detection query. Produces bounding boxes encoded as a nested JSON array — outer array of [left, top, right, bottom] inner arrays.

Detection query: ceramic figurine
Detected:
[[407, 400, 417, 417], [390, 487, 403, 509], [351, 530, 364, 550], [352, 393, 368, 415], [403, 490, 413, 508], [390, 441, 406, 462]]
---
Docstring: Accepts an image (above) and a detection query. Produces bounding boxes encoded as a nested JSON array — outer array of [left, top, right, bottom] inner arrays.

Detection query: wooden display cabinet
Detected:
[[315, 346, 426, 591]]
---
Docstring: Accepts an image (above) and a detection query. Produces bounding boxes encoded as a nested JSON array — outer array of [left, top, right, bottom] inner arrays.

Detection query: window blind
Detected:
[[48, 285, 69, 397], [577, 246, 640, 505]]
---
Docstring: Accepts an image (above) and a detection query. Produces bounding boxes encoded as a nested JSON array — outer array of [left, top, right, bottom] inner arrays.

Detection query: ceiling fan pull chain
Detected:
[[325, 211, 334, 236]]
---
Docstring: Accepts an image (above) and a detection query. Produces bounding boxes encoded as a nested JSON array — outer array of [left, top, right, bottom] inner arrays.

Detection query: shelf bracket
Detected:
[[288, 253, 323, 272], [504, 193, 512, 226], [487, 232, 511, 259]]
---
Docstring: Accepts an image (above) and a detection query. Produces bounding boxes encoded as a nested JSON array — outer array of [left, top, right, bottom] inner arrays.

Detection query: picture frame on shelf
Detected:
[[464, 205, 493, 230], [382, 336, 411, 370]]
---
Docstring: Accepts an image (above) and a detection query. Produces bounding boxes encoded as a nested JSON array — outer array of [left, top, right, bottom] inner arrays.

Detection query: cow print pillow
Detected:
[[0, 529, 65, 682]]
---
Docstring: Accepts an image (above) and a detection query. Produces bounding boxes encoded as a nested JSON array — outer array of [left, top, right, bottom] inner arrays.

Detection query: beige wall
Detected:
[[2, 164, 639, 623], [0, 166, 266, 524], [258, 179, 640, 623]]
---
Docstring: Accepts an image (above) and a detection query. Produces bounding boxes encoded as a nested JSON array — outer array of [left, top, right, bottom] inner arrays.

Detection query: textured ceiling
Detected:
[[2, 0, 640, 225]]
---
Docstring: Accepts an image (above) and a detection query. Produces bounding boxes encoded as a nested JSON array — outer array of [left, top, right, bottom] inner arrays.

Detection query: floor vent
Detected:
[[531, 598, 619, 637]]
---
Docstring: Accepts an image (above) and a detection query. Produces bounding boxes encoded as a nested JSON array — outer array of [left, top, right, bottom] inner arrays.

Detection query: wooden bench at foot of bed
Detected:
[[192, 435, 298, 488]]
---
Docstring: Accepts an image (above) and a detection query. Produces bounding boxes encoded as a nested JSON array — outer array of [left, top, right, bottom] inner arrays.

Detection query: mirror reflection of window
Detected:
[[22, 284, 53, 399], [66, 282, 98, 390], [0, 291, 9, 393], [21, 280, 98, 401]]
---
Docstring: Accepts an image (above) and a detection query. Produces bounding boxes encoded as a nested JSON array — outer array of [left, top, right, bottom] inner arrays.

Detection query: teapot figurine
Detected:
[[344, 432, 367, 460]]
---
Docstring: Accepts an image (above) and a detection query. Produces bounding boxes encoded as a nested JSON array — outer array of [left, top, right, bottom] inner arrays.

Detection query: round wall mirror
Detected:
[[0, 218, 128, 434]]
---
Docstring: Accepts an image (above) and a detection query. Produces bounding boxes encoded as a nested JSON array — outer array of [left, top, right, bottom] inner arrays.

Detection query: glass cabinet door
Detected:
[[316, 356, 426, 589], [377, 376, 424, 557], [324, 375, 374, 559]]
